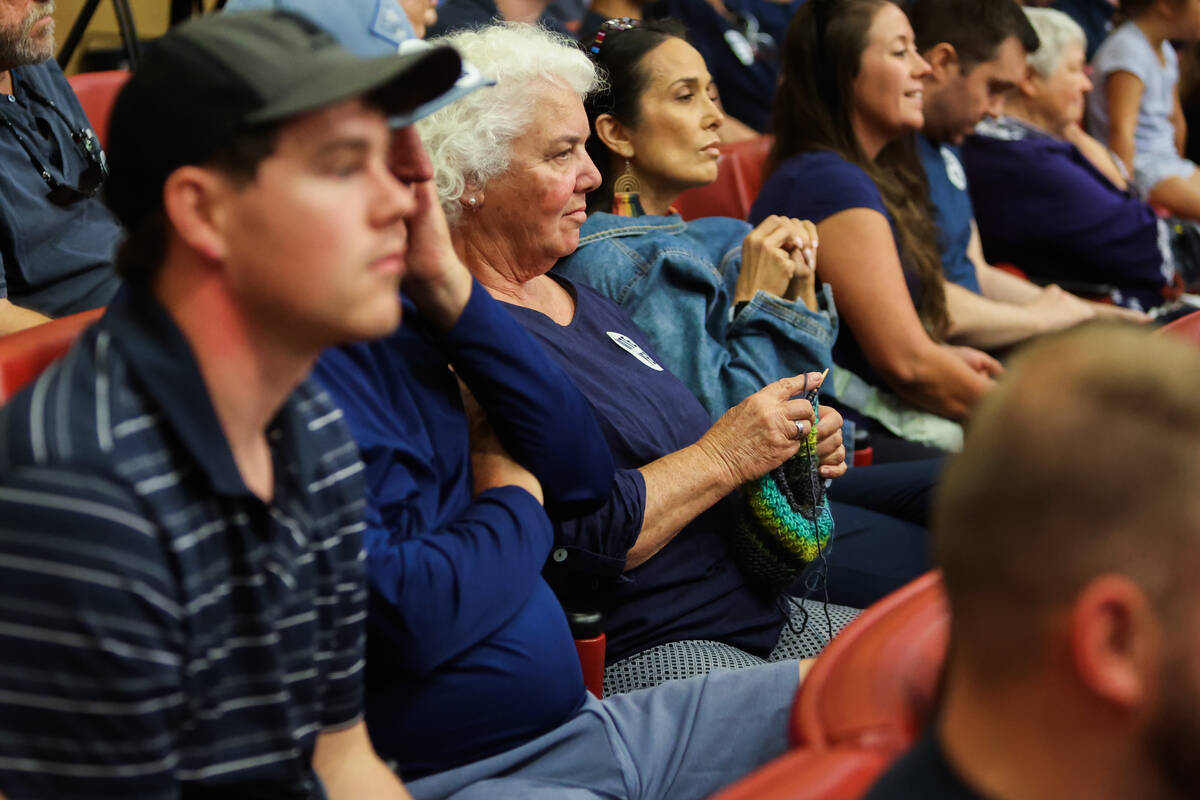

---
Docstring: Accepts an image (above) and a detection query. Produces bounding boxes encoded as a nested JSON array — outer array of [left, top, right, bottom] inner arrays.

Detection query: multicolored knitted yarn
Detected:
[[724, 388, 834, 594]]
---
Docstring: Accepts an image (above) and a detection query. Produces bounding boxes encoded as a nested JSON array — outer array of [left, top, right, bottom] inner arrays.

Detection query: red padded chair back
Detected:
[[791, 571, 949, 753], [66, 70, 132, 150], [706, 746, 894, 800], [723, 135, 772, 207], [0, 309, 104, 403], [674, 149, 752, 221], [674, 136, 772, 222], [1161, 309, 1200, 346]]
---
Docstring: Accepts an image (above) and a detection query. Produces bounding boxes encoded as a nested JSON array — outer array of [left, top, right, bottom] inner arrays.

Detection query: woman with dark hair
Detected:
[[570, 19, 831, 420], [750, 0, 1000, 448]]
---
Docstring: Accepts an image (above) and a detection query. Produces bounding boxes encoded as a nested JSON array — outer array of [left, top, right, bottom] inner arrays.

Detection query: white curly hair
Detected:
[[417, 23, 601, 225], [1023, 7, 1087, 79]]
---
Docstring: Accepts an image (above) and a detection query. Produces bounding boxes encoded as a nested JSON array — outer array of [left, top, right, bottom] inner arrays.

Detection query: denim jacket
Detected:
[[556, 212, 838, 420]]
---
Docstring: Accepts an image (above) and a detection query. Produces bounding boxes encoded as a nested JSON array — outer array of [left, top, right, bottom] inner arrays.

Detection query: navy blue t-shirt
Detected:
[[750, 149, 922, 391], [863, 734, 985, 800], [918, 135, 982, 294], [505, 278, 787, 663], [0, 60, 121, 316]]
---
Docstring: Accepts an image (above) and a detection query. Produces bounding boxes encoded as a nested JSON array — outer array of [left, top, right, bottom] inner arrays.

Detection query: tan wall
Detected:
[[53, 0, 220, 73]]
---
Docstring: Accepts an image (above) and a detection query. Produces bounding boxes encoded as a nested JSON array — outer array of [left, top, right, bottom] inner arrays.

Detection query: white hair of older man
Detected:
[[418, 22, 601, 225], [1022, 7, 1087, 79]]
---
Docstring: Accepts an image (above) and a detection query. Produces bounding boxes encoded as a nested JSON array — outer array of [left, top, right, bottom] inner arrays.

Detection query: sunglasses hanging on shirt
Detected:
[[0, 79, 108, 207]]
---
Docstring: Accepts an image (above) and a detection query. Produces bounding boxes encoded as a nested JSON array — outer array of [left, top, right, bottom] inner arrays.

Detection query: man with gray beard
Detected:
[[0, 0, 121, 334]]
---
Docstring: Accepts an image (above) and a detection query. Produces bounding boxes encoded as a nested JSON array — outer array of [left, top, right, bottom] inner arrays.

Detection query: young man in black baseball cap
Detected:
[[0, 9, 465, 798]]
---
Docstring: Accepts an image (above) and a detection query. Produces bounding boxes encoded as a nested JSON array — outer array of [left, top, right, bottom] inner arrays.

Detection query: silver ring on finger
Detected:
[[795, 420, 807, 440]]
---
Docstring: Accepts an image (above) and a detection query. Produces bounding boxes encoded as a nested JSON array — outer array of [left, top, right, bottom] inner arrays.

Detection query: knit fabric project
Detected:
[[725, 385, 834, 594]]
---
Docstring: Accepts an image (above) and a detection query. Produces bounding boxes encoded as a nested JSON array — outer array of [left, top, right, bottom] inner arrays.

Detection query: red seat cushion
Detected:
[[0, 308, 104, 403]]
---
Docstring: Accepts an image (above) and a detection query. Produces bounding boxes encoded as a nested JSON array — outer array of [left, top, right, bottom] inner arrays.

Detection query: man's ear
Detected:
[[1017, 64, 1039, 100], [923, 42, 960, 85], [162, 166, 235, 264], [595, 113, 636, 160], [1070, 574, 1161, 712]]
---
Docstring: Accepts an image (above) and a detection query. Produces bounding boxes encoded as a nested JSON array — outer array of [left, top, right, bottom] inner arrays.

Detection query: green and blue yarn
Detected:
[[745, 465, 833, 562], [725, 389, 836, 593]]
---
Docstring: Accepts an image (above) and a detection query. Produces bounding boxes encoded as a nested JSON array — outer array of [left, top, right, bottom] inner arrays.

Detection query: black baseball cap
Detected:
[[104, 9, 462, 230]]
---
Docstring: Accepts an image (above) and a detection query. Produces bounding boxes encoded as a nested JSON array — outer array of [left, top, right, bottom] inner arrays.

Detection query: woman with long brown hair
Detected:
[[751, 0, 999, 452]]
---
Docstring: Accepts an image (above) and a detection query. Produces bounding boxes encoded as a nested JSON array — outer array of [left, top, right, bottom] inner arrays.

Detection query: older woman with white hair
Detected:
[[961, 6, 1199, 308], [416, 22, 885, 694]]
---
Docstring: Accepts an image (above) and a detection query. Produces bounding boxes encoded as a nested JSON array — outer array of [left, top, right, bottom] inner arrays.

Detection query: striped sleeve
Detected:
[[0, 466, 183, 800], [318, 511, 368, 732]]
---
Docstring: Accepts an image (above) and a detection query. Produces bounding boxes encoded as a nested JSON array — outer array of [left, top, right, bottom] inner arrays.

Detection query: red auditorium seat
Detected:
[[0, 308, 104, 403], [707, 571, 949, 800], [791, 570, 948, 751], [1160, 309, 1200, 345], [675, 136, 773, 222], [67, 70, 132, 150]]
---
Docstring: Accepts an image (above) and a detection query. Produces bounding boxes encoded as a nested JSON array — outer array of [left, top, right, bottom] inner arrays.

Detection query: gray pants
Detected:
[[406, 659, 800, 800]]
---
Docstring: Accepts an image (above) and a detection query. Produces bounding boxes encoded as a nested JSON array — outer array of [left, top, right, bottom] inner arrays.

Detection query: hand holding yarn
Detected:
[[696, 372, 823, 487]]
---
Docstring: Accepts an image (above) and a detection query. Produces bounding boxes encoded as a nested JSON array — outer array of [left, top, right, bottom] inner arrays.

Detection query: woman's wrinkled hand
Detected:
[[736, 216, 819, 308], [696, 372, 827, 485]]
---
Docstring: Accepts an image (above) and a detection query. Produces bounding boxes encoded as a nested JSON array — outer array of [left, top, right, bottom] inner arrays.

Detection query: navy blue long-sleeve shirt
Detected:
[[962, 117, 1173, 310], [312, 282, 614, 778]]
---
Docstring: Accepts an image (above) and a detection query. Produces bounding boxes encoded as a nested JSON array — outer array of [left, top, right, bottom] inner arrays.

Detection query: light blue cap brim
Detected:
[[388, 39, 496, 127]]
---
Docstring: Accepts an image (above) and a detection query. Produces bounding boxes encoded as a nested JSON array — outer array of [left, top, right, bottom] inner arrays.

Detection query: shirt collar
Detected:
[[102, 283, 322, 498]]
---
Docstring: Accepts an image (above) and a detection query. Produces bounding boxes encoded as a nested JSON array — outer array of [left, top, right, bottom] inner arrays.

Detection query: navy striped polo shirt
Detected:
[[0, 285, 369, 798]]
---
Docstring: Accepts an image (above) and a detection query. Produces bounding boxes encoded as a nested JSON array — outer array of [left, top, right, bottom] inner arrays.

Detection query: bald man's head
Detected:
[[935, 324, 1200, 674]]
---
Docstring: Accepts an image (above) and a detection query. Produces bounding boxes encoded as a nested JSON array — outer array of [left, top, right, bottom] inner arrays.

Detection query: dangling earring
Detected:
[[611, 159, 646, 217], [613, 159, 641, 195]]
